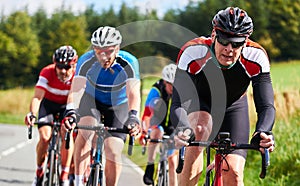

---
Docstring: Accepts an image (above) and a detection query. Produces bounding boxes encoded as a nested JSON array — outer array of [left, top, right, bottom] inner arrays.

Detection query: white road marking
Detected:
[[0, 140, 34, 160]]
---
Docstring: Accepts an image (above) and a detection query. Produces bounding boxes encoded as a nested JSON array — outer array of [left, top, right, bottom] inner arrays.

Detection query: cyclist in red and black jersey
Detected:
[[25, 45, 78, 186], [171, 7, 276, 186]]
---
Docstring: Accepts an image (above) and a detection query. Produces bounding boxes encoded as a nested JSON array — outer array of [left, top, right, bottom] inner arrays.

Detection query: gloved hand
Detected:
[[251, 131, 275, 153], [173, 126, 195, 149], [24, 112, 36, 127], [125, 110, 141, 136], [62, 109, 80, 130]]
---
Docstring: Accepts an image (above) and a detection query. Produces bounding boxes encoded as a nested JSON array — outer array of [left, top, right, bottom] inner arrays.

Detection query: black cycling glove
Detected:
[[125, 110, 140, 129], [250, 131, 274, 149], [63, 109, 80, 124]]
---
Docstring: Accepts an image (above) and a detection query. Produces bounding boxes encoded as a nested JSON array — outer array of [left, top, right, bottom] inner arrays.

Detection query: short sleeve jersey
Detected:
[[35, 64, 73, 104], [75, 50, 140, 106]]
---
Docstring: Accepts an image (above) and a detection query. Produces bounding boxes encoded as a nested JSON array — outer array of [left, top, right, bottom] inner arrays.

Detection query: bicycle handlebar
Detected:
[[69, 124, 134, 156], [142, 135, 170, 155], [27, 121, 59, 140], [176, 140, 270, 179]]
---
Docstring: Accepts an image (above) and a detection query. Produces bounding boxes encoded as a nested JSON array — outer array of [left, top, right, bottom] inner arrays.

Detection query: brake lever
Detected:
[[259, 148, 270, 179]]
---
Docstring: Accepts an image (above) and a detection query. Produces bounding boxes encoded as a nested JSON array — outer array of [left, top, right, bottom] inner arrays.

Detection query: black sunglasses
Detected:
[[216, 35, 245, 48], [56, 64, 72, 70]]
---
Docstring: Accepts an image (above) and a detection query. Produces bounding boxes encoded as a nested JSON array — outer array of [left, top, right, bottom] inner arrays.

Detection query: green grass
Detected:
[[271, 61, 300, 92]]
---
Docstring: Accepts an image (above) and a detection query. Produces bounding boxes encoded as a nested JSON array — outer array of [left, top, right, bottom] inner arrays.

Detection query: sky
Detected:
[[0, 0, 200, 18]]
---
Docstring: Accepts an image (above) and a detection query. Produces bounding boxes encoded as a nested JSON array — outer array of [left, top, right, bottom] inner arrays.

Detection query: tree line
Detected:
[[0, 0, 299, 89]]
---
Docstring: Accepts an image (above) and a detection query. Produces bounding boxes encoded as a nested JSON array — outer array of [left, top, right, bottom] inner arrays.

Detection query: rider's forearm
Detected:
[[126, 79, 141, 113], [66, 76, 86, 109], [252, 73, 276, 132], [29, 88, 45, 116]]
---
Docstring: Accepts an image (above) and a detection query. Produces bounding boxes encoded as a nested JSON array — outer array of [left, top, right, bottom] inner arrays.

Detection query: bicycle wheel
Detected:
[[46, 149, 56, 186], [93, 164, 100, 186], [157, 161, 168, 186]]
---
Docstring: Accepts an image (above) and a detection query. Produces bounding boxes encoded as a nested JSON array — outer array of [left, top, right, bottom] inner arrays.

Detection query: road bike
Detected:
[[176, 132, 270, 186], [65, 123, 134, 186], [143, 135, 172, 186], [28, 113, 63, 186]]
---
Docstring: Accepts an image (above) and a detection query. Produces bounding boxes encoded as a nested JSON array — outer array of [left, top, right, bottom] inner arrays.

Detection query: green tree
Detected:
[[0, 31, 18, 88], [1, 11, 40, 88], [267, 0, 300, 60]]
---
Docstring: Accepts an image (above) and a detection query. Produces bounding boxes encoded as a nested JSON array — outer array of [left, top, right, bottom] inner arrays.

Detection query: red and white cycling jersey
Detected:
[[36, 64, 73, 104], [172, 36, 275, 133], [177, 36, 270, 77]]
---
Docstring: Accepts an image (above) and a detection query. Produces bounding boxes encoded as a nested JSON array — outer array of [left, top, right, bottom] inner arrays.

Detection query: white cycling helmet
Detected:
[[162, 64, 177, 84], [91, 26, 122, 47]]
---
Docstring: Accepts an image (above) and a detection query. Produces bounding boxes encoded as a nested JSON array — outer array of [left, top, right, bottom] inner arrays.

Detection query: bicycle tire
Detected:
[[47, 150, 56, 186], [93, 164, 100, 186], [157, 161, 168, 186], [86, 168, 94, 186]]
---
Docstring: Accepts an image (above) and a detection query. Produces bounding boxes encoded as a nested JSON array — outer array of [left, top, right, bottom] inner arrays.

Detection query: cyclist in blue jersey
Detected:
[[171, 7, 275, 186], [63, 26, 141, 186], [140, 63, 178, 186]]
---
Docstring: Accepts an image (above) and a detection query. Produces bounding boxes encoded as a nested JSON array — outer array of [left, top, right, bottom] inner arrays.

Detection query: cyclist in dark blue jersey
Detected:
[[140, 64, 178, 185], [63, 26, 141, 186], [171, 7, 276, 186]]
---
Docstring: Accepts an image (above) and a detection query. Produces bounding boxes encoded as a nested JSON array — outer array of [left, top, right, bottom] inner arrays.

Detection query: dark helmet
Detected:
[[212, 7, 253, 37], [53, 45, 78, 65]]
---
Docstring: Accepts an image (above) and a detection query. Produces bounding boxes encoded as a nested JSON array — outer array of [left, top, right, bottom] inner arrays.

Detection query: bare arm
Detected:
[[126, 79, 141, 114], [25, 87, 45, 126], [66, 76, 87, 109], [64, 76, 86, 129]]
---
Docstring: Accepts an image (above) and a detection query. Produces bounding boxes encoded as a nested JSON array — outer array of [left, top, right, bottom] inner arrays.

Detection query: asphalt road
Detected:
[[0, 124, 146, 186]]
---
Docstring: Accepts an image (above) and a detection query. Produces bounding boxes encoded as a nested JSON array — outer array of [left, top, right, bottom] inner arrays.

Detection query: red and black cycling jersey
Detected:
[[36, 64, 73, 104], [171, 36, 275, 133]]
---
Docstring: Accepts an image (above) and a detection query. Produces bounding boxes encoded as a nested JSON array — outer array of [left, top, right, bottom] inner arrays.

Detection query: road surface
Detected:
[[0, 124, 146, 186]]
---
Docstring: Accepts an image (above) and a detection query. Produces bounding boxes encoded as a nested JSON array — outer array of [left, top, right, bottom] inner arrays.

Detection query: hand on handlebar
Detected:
[[125, 110, 141, 136], [24, 112, 36, 127], [251, 131, 275, 153], [174, 127, 195, 149], [139, 130, 148, 145], [62, 109, 79, 130]]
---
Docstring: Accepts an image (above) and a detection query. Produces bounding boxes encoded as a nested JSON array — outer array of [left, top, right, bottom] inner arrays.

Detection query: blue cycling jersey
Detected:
[[75, 50, 140, 106]]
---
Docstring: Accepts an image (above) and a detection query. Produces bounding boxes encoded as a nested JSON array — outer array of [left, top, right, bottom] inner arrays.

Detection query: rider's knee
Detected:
[[222, 155, 245, 186], [188, 111, 212, 140]]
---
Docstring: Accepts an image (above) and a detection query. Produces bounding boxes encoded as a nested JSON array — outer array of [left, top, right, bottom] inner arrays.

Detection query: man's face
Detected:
[[213, 32, 245, 67], [93, 45, 119, 69], [55, 63, 75, 82], [164, 81, 173, 95]]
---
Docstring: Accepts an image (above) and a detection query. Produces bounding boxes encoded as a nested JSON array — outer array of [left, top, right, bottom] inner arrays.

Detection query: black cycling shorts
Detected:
[[217, 95, 250, 159], [78, 93, 128, 141], [189, 95, 250, 159], [38, 98, 66, 129]]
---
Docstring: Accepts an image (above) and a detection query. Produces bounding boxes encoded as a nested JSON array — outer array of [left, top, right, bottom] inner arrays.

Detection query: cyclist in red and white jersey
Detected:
[[171, 7, 276, 185], [25, 45, 78, 186]]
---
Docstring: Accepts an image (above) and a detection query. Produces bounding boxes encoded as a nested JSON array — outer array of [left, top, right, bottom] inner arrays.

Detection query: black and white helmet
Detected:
[[91, 26, 122, 47], [162, 64, 177, 84], [53, 45, 78, 65]]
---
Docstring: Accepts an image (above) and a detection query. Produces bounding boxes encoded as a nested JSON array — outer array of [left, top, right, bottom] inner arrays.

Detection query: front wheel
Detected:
[[157, 161, 168, 186], [45, 150, 56, 186], [86, 164, 101, 186]]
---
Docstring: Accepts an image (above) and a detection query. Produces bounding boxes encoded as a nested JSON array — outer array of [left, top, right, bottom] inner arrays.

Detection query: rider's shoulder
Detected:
[[117, 50, 138, 64], [39, 64, 56, 75], [181, 36, 212, 50]]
